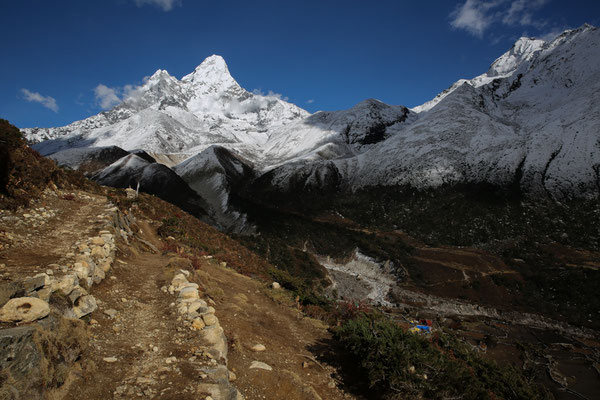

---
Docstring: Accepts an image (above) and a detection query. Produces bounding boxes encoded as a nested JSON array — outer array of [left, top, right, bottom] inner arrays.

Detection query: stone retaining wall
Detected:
[[167, 271, 243, 400]]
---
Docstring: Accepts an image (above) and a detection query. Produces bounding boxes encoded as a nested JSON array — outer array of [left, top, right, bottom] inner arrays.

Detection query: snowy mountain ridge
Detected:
[[260, 24, 600, 198], [24, 24, 600, 200], [24, 55, 309, 159]]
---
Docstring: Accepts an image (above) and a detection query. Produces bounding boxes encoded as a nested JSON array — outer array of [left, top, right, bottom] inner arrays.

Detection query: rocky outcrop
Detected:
[[0, 315, 87, 399]]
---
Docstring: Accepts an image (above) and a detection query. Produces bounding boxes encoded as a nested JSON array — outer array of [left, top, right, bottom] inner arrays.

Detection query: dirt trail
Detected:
[[65, 220, 350, 399], [64, 250, 206, 399], [1, 188, 353, 399], [0, 190, 112, 280]]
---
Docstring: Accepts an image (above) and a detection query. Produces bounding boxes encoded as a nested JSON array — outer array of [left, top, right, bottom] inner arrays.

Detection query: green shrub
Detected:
[[334, 314, 550, 399]]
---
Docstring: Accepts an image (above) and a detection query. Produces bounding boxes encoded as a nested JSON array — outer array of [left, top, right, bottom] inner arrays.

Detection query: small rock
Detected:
[[91, 246, 106, 260], [72, 263, 90, 280], [53, 274, 78, 296], [251, 344, 266, 352], [171, 274, 188, 290], [271, 282, 281, 290], [103, 357, 118, 363], [23, 274, 48, 293], [202, 313, 218, 326], [249, 361, 272, 371], [136, 377, 155, 385], [92, 267, 105, 284], [179, 287, 199, 300], [100, 260, 112, 273], [192, 318, 206, 330], [91, 236, 105, 246], [328, 380, 336, 388], [68, 286, 88, 304], [90, 319, 99, 325], [0, 297, 50, 322], [104, 309, 118, 318], [181, 282, 199, 290], [35, 287, 53, 302], [78, 243, 90, 252], [121, 297, 128, 303], [220, 262, 227, 268], [188, 299, 208, 313], [70, 295, 98, 318], [153, 346, 159, 352], [228, 370, 237, 382]]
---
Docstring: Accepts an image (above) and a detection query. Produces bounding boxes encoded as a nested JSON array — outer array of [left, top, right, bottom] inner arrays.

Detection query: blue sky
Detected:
[[1, 0, 598, 128]]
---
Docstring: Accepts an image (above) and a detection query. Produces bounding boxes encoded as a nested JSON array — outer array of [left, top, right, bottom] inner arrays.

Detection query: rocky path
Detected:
[[0, 188, 113, 280], [65, 251, 206, 399], [2, 189, 353, 399]]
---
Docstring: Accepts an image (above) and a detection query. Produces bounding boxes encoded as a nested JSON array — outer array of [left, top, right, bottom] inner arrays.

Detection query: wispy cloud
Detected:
[[93, 76, 154, 110], [133, 0, 181, 12], [21, 89, 59, 112], [306, 99, 315, 104], [94, 84, 121, 110], [502, 0, 549, 29], [450, 0, 551, 39], [251, 89, 289, 101], [537, 27, 568, 42], [450, 0, 503, 38]]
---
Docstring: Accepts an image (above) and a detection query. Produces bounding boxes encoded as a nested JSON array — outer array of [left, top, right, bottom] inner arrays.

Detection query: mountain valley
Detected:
[[1, 23, 599, 400]]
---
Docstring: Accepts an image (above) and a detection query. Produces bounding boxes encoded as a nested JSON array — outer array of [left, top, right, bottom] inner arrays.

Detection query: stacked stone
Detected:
[[0, 231, 117, 323], [167, 271, 243, 400], [168, 271, 227, 361]]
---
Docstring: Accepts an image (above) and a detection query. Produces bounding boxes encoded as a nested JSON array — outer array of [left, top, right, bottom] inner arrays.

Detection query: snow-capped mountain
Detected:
[[25, 24, 600, 203], [25, 55, 309, 159], [260, 24, 600, 199]]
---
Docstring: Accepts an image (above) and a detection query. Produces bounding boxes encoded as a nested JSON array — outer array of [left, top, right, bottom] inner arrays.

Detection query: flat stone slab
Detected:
[[249, 361, 272, 371]]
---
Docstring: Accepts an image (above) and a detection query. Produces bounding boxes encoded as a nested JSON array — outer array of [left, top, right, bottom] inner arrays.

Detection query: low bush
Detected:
[[334, 313, 550, 399]]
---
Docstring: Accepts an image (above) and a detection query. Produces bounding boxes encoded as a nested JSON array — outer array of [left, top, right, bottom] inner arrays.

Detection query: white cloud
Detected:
[[450, 0, 551, 38], [306, 99, 315, 104], [21, 89, 59, 112], [251, 88, 289, 101], [502, 0, 548, 29], [94, 84, 121, 110], [93, 77, 152, 110], [450, 0, 502, 38], [134, 0, 181, 12]]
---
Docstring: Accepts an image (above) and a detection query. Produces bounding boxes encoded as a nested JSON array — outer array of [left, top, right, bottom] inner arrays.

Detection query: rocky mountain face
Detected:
[[260, 24, 600, 199], [23, 24, 600, 231]]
